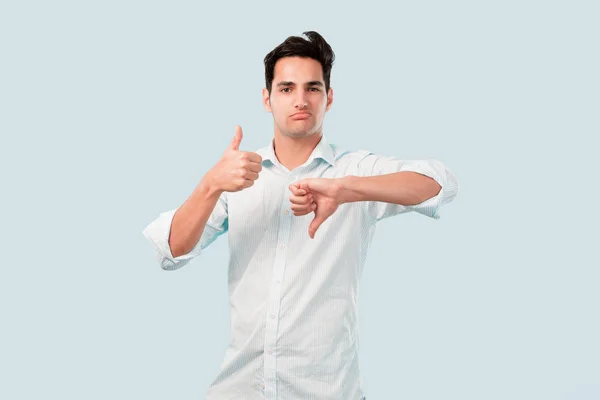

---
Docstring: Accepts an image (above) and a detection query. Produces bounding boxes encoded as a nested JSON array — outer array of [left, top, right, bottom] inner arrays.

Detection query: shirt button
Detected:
[[260, 383, 265, 389], [268, 348, 273, 355], [270, 313, 275, 319], [284, 210, 289, 215], [276, 278, 281, 283], [279, 244, 285, 249]]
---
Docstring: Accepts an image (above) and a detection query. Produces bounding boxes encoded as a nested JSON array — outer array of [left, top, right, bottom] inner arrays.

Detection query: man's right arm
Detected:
[[142, 125, 262, 270]]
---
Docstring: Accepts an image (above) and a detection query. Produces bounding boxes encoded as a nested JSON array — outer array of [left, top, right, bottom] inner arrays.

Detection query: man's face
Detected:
[[263, 56, 333, 139]]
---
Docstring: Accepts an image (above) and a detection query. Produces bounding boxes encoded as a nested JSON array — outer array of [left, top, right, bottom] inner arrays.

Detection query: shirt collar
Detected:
[[257, 134, 335, 167]]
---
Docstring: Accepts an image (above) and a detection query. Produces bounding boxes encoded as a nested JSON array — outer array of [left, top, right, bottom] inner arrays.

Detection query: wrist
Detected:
[[337, 176, 358, 205], [200, 172, 224, 198]]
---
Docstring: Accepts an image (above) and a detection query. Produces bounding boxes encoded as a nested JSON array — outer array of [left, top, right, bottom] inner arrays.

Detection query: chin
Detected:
[[291, 131, 318, 139], [280, 129, 310, 138]]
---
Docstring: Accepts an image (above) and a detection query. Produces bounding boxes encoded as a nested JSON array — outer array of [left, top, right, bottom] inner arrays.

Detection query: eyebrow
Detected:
[[276, 81, 324, 88]]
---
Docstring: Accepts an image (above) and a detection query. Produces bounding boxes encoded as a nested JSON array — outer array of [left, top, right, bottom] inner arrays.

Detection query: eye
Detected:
[[280, 88, 291, 93], [310, 88, 320, 92]]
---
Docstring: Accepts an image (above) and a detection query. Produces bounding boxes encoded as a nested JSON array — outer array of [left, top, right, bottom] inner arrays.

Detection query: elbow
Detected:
[[170, 243, 186, 259], [159, 240, 197, 271], [168, 231, 195, 259], [426, 180, 442, 202], [427, 159, 459, 204], [415, 176, 442, 204]]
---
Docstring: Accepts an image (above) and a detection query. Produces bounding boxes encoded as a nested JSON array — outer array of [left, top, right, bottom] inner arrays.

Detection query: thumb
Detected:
[[297, 180, 311, 193], [309, 214, 326, 239], [288, 184, 306, 196], [230, 125, 243, 151]]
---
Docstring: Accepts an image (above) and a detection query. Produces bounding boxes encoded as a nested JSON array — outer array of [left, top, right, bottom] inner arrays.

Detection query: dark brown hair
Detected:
[[264, 31, 335, 96]]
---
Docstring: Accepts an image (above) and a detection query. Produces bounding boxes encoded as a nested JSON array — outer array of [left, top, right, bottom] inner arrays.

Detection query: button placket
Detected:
[[263, 177, 294, 396]]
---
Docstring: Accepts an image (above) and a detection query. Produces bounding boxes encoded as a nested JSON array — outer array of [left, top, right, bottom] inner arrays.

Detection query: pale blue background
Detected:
[[1, 1, 598, 399]]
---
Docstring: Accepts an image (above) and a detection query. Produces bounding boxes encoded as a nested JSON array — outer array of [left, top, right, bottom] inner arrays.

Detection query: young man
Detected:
[[143, 31, 459, 400]]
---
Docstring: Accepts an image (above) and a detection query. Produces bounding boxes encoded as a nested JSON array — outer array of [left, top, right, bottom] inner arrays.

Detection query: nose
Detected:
[[294, 94, 308, 109]]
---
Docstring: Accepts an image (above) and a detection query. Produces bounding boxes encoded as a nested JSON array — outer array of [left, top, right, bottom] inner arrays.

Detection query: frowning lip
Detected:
[[290, 112, 312, 119]]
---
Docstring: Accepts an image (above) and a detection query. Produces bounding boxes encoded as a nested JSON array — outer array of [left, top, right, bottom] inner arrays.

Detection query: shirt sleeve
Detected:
[[355, 150, 459, 223], [142, 191, 229, 271]]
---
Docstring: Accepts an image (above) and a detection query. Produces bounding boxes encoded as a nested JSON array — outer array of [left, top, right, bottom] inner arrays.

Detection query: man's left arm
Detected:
[[348, 154, 460, 222], [292, 155, 459, 238]]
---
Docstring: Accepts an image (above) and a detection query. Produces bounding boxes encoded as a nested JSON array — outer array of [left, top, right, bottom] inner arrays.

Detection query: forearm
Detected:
[[339, 172, 441, 206], [169, 176, 223, 258]]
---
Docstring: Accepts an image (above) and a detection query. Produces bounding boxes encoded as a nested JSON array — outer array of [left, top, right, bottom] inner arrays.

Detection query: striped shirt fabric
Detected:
[[142, 135, 459, 399]]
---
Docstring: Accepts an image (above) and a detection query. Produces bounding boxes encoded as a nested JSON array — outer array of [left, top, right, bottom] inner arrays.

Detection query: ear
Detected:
[[262, 88, 272, 112], [325, 87, 334, 112]]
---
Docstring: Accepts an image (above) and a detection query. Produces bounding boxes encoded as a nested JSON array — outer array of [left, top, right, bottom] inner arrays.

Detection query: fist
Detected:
[[288, 184, 317, 216], [208, 125, 263, 193]]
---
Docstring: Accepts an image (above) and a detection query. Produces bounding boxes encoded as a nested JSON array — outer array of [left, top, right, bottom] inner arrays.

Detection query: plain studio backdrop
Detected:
[[1, 1, 598, 399]]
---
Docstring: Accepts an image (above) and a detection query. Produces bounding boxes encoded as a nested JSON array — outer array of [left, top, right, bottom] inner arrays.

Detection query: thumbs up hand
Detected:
[[207, 125, 263, 193], [289, 178, 344, 239]]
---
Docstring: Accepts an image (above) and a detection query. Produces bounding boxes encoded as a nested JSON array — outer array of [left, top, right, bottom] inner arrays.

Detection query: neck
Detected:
[[272, 131, 323, 171]]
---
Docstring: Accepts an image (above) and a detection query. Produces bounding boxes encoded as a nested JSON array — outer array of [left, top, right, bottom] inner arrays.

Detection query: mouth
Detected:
[[290, 112, 311, 120]]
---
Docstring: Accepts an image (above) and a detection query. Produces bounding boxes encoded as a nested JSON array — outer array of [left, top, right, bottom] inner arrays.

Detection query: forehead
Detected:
[[273, 56, 324, 83]]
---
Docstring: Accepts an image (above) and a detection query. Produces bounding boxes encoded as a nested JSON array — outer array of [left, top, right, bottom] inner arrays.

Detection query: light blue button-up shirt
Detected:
[[142, 135, 459, 400]]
